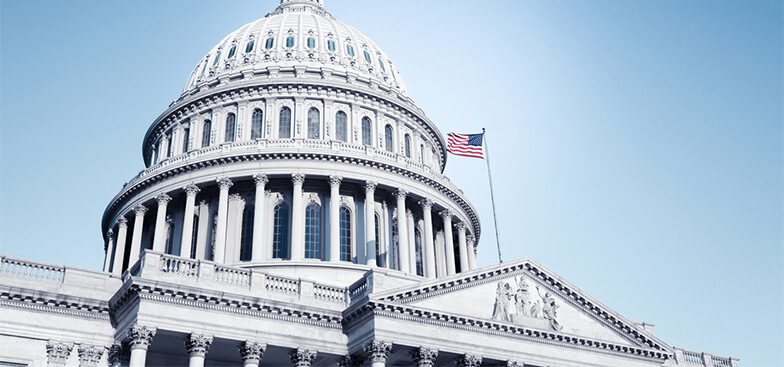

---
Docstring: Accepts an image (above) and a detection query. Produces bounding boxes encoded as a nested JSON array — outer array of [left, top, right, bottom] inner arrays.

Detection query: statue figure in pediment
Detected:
[[492, 281, 512, 322], [515, 276, 537, 317], [536, 286, 563, 331]]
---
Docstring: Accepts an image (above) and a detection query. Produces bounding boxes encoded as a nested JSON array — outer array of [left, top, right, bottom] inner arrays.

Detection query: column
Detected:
[[127, 325, 156, 367], [195, 200, 210, 260], [407, 209, 416, 273], [365, 340, 391, 367], [290, 173, 306, 260], [380, 201, 390, 268], [410, 347, 438, 367], [329, 175, 342, 262], [180, 184, 200, 258], [239, 341, 266, 367], [456, 353, 483, 367], [129, 204, 148, 265], [395, 189, 410, 273], [152, 193, 172, 253], [214, 177, 233, 263], [103, 229, 115, 272], [185, 334, 213, 367], [290, 348, 316, 367], [112, 218, 128, 274], [78, 344, 104, 367], [419, 199, 436, 278], [364, 181, 378, 267], [466, 234, 477, 270], [441, 210, 456, 275], [46, 341, 73, 367], [252, 174, 269, 262], [107, 343, 129, 367], [456, 222, 469, 273]]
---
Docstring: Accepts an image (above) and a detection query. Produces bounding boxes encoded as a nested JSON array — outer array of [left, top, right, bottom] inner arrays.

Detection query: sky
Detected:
[[1, 0, 782, 365]]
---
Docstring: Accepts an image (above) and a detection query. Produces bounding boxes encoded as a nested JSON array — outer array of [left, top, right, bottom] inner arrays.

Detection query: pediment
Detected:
[[371, 258, 669, 351]]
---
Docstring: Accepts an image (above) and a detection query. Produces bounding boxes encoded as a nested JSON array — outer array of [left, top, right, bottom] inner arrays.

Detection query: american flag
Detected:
[[447, 132, 484, 159]]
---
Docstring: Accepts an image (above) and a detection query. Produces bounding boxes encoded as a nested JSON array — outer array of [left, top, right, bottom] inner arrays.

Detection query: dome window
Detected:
[[228, 45, 237, 58], [286, 36, 295, 48], [378, 59, 386, 72], [307, 37, 316, 49], [265, 38, 274, 49], [363, 51, 372, 64], [346, 45, 355, 57], [245, 40, 255, 53], [327, 40, 336, 52], [212, 52, 221, 67]]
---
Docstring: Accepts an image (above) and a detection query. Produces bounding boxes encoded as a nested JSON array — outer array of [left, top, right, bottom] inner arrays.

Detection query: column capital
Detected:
[[466, 234, 475, 245], [184, 183, 201, 196], [410, 347, 438, 366], [456, 353, 483, 367], [364, 180, 378, 192], [229, 193, 243, 202], [185, 334, 213, 357], [46, 341, 73, 366], [506, 361, 522, 367], [78, 344, 104, 367], [406, 208, 413, 217], [117, 216, 128, 227], [337, 355, 359, 367], [253, 173, 269, 186], [106, 343, 129, 367], [107, 229, 114, 238], [365, 340, 392, 364], [455, 221, 467, 232], [290, 348, 317, 367], [239, 341, 267, 364], [419, 198, 433, 210], [439, 209, 452, 221], [127, 325, 156, 350], [329, 174, 343, 187], [155, 193, 172, 205], [395, 188, 408, 200], [217, 176, 234, 190], [133, 204, 148, 216], [292, 173, 306, 185]]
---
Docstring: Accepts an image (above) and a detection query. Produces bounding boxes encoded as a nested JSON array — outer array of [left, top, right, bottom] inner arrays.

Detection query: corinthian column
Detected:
[[395, 189, 410, 273], [152, 193, 172, 253], [329, 175, 342, 262], [419, 199, 436, 278], [214, 177, 233, 263], [185, 334, 213, 367], [103, 229, 115, 272], [290, 348, 317, 367], [180, 184, 200, 258], [456, 222, 469, 273], [441, 210, 456, 275], [46, 341, 73, 367], [365, 340, 392, 367], [252, 174, 269, 262], [129, 204, 148, 265], [239, 341, 266, 367], [127, 325, 156, 367], [410, 347, 438, 367], [78, 344, 104, 367], [456, 353, 483, 367], [364, 181, 378, 267], [467, 234, 477, 270], [112, 218, 128, 274], [290, 173, 306, 260]]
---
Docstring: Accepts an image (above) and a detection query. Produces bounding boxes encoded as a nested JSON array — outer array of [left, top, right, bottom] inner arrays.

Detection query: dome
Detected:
[[182, 0, 408, 97]]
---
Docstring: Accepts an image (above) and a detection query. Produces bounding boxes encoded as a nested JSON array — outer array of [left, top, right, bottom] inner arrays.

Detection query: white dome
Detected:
[[182, 0, 408, 96]]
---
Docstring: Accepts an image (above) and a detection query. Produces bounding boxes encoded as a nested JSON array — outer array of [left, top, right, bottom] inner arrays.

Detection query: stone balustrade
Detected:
[[0, 255, 65, 283], [674, 348, 739, 367]]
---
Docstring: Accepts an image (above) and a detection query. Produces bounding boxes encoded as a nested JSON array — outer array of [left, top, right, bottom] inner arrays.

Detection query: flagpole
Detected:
[[482, 127, 503, 264]]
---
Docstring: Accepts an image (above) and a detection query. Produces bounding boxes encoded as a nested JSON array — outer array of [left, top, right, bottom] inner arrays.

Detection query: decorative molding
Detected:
[[106, 343, 130, 367], [117, 217, 128, 227], [364, 340, 392, 363], [456, 353, 482, 367], [185, 334, 213, 357], [439, 209, 452, 221], [290, 348, 317, 367], [239, 341, 266, 364], [184, 183, 201, 196], [364, 180, 377, 192], [133, 204, 148, 216], [395, 188, 408, 200], [0, 292, 110, 320], [127, 324, 156, 350], [253, 173, 269, 186], [46, 341, 73, 365], [77, 344, 104, 367], [216, 176, 234, 190], [329, 174, 343, 187], [455, 221, 466, 232], [410, 347, 438, 367], [418, 198, 433, 210], [292, 172, 306, 185], [155, 193, 172, 205]]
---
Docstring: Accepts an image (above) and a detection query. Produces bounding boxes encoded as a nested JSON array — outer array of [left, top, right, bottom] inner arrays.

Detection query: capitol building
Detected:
[[0, 1, 739, 367]]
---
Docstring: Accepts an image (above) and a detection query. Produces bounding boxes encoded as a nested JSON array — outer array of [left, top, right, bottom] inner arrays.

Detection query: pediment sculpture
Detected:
[[492, 276, 562, 331]]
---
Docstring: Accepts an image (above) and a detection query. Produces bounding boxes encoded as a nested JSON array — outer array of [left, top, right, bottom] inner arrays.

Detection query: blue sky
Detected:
[[1, 0, 782, 365]]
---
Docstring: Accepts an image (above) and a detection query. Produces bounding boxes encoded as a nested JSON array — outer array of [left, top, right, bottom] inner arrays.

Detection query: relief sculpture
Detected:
[[492, 276, 563, 331]]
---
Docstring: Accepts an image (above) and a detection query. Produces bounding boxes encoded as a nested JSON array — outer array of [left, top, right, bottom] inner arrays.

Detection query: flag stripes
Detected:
[[447, 132, 484, 159]]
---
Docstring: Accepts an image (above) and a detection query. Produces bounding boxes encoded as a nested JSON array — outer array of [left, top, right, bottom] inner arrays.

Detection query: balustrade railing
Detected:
[[265, 274, 299, 295], [683, 351, 703, 364], [214, 265, 251, 286], [348, 276, 369, 301], [0, 256, 64, 283], [712, 357, 732, 367], [675, 348, 737, 367], [159, 255, 198, 277], [314, 283, 346, 303]]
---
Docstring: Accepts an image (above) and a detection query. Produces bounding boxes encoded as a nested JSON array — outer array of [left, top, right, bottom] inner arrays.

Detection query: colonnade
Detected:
[[104, 173, 477, 278]]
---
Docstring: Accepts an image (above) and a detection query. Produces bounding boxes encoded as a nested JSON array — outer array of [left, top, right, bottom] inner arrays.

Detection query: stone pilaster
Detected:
[[77, 344, 104, 367], [395, 189, 409, 273], [365, 340, 392, 367], [290, 348, 317, 367], [180, 183, 201, 258], [239, 341, 267, 367], [329, 175, 342, 262], [419, 199, 436, 278], [112, 217, 128, 274], [456, 353, 482, 367], [364, 180, 378, 266], [129, 204, 148, 266], [214, 177, 234, 263], [440, 210, 456, 275], [185, 334, 213, 367], [127, 325, 156, 367], [46, 341, 73, 367], [252, 174, 269, 261], [410, 347, 438, 367], [152, 193, 173, 253]]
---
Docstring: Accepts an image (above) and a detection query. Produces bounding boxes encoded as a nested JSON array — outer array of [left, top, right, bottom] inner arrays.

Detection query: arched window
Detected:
[[212, 51, 221, 67], [404, 134, 411, 158], [228, 44, 237, 58], [346, 44, 355, 57], [375, 214, 383, 266], [307, 108, 320, 139], [182, 125, 190, 153], [414, 229, 424, 276], [279, 107, 292, 138], [339, 207, 351, 262], [420, 144, 424, 163], [165, 220, 175, 255], [225, 113, 236, 143], [245, 40, 255, 53], [240, 205, 254, 261], [305, 203, 321, 259], [363, 51, 372, 64], [286, 36, 295, 48], [335, 111, 348, 142], [384, 125, 393, 152], [391, 215, 399, 270], [189, 213, 199, 258], [361, 117, 372, 146], [165, 130, 173, 158], [378, 59, 386, 72], [251, 109, 263, 140], [273, 203, 290, 259], [265, 38, 274, 49], [327, 40, 336, 52], [201, 120, 211, 148], [307, 37, 316, 49]]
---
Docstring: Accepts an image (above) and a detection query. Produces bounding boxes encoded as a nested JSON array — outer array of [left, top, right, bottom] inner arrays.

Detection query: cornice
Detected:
[[0, 289, 111, 321]]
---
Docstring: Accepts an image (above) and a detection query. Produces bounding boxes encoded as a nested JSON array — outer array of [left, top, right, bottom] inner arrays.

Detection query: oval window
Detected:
[[378, 59, 386, 72], [245, 40, 255, 53], [327, 40, 335, 52], [265, 38, 274, 49], [212, 51, 221, 66], [286, 36, 295, 48], [307, 37, 315, 49], [228, 45, 237, 58], [346, 44, 354, 57], [363, 51, 371, 63]]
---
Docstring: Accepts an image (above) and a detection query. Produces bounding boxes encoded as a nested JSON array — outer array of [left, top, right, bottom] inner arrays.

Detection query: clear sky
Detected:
[[1, 0, 782, 365]]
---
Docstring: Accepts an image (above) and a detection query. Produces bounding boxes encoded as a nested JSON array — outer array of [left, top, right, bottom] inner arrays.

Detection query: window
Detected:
[[165, 130, 173, 158], [307, 108, 320, 139], [245, 40, 255, 53], [378, 59, 386, 72], [201, 120, 212, 148], [273, 203, 289, 259], [361, 117, 372, 145], [327, 40, 335, 52], [391, 217, 399, 270], [279, 107, 292, 138], [165, 220, 175, 255], [415, 229, 424, 276], [286, 36, 295, 48], [420, 144, 424, 163], [363, 51, 371, 64], [375, 214, 383, 266], [239, 205, 254, 261], [182, 126, 190, 153], [190, 213, 199, 258], [404, 134, 411, 158], [265, 38, 274, 49], [228, 44, 237, 58], [384, 125, 393, 152], [251, 109, 263, 139], [335, 111, 348, 142], [305, 203, 321, 259], [212, 52, 221, 67], [339, 207, 352, 262], [225, 113, 236, 143], [346, 44, 355, 57], [307, 37, 316, 49]]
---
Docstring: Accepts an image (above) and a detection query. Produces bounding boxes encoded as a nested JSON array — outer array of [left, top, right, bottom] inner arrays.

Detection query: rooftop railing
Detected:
[[0, 255, 64, 283], [674, 348, 739, 367]]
